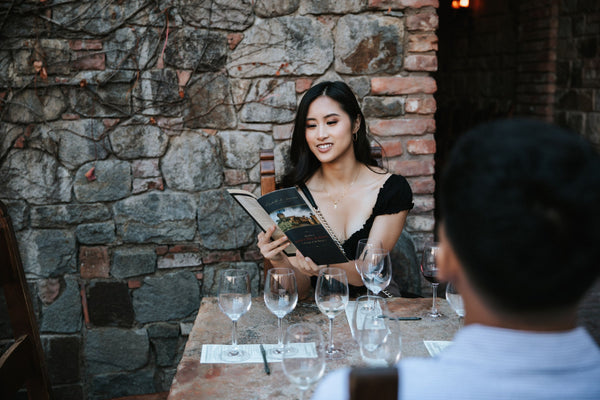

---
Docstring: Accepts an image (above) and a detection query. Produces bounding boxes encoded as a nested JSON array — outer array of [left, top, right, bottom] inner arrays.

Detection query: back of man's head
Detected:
[[440, 118, 600, 315]]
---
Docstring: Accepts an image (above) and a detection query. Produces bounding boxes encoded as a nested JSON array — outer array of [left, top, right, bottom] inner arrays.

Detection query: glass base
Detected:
[[220, 348, 251, 362], [269, 345, 298, 359], [325, 346, 345, 360]]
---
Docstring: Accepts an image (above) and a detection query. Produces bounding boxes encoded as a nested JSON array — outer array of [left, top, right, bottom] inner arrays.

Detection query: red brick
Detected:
[[169, 244, 201, 253], [243, 249, 263, 261], [155, 246, 169, 256], [72, 52, 106, 71], [61, 113, 80, 120], [202, 251, 242, 264], [380, 140, 403, 157], [405, 95, 436, 114], [406, 139, 436, 154], [128, 280, 143, 289], [106, 391, 168, 400], [69, 39, 103, 50], [371, 76, 437, 95], [406, 11, 439, 31], [369, 118, 435, 136], [79, 246, 110, 279], [408, 33, 438, 52], [408, 177, 435, 194], [368, 0, 439, 9], [388, 159, 434, 177], [296, 78, 313, 93], [405, 54, 437, 71], [224, 169, 249, 185]]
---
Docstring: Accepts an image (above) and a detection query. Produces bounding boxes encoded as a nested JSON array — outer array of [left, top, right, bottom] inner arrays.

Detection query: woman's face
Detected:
[[305, 95, 359, 164]]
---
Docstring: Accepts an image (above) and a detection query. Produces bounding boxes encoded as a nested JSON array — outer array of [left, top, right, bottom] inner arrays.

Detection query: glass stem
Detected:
[[328, 317, 334, 352], [231, 320, 238, 349], [431, 283, 439, 314], [277, 317, 283, 347]]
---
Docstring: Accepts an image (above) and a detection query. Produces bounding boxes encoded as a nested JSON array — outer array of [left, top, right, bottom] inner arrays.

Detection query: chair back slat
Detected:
[[349, 366, 399, 400], [0, 200, 53, 400]]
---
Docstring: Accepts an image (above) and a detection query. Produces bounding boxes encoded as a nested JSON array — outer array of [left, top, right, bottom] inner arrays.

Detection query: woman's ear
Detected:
[[353, 115, 361, 134]]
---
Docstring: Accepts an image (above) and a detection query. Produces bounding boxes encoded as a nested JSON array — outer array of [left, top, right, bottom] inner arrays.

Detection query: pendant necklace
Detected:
[[325, 167, 361, 209]]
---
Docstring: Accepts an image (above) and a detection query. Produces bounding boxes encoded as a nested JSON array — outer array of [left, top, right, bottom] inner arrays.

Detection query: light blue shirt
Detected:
[[311, 324, 600, 400]]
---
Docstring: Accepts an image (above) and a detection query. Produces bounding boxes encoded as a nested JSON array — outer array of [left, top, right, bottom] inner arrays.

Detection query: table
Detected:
[[168, 297, 459, 400]]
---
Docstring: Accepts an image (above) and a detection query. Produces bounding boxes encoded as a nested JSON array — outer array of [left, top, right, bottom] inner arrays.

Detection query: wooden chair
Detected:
[[349, 366, 399, 400], [0, 200, 53, 400]]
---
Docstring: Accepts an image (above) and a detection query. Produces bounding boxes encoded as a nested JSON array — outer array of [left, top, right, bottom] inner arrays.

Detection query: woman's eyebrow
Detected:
[[306, 113, 340, 120]]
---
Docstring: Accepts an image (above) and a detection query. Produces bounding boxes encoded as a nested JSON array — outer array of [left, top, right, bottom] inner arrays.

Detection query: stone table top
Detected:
[[167, 296, 460, 400]]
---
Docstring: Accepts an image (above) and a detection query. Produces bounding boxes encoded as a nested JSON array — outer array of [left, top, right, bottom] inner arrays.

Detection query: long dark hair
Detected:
[[281, 81, 378, 187]]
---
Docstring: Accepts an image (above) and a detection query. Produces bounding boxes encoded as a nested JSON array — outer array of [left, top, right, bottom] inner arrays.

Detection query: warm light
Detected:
[[452, 0, 469, 8]]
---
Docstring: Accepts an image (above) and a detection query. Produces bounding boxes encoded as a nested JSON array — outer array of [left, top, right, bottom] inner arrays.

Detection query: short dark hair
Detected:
[[282, 81, 377, 187], [440, 118, 600, 314]]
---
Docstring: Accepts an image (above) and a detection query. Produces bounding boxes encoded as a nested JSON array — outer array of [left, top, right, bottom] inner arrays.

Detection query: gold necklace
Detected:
[[324, 168, 361, 209]]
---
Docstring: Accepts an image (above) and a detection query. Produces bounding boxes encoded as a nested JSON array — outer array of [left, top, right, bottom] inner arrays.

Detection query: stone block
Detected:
[[80, 246, 110, 279], [4, 87, 67, 123], [134, 69, 183, 117], [186, 72, 237, 129], [0, 149, 72, 205], [42, 335, 81, 384], [72, 52, 106, 71], [132, 271, 200, 323], [347, 76, 372, 98], [368, 0, 439, 9], [220, 130, 274, 169], [197, 189, 256, 250], [76, 222, 116, 244], [111, 247, 157, 278], [84, 327, 149, 375], [164, 28, 227, 71], [109, 124, 168, 159], [2, 199, 28, 231], [335, 14, 404, 74], [50, 384, 84, 400], [0, 122, 23, 161], [105, 27, 160, 70], [273, 124, 294, 140], [363, 96, 405, 117], [224, 169, 249, 185], [38, 278, 61, 305], [87, 281, 134, 327], [240, 79, 296, 123], [40, 277, 82, 333], [69, 83, 133, 117], [254, 0, 300, 17], [158, 253, 202, 269], [88, 368, 156, 400], [132, 177, 165, 194], [162, 131, 223, 191], [178, 0, 254, 30], [18, 229, 76, 277], [228, 16, 333, 78], [74, 160, 131, 203], [113, 192, 197, 243]]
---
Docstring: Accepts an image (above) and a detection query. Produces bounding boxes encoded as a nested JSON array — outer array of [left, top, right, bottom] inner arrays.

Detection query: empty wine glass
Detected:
[[361, 249, 392, 297], [355, 238, 383, 295], [315, 267, 349, 359], [282, 323, 326, 400], [420, 242, 442, 318], [445, 281, 465, 328], [264, 268, 298, 356], [352, 296, 388, 365], [218, 269, 252, 362]]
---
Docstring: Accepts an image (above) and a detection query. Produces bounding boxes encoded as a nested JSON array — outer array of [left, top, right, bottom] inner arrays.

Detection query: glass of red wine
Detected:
[[420, 242, 442, 318]]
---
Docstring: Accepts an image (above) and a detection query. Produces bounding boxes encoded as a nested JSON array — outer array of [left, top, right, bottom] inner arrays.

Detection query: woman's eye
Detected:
[[326, 120, 338, 125], [306, 124, 317, 129]]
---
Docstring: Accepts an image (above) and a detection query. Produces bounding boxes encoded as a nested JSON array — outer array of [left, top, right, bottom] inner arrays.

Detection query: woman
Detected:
[[258, 81, 413, 299]]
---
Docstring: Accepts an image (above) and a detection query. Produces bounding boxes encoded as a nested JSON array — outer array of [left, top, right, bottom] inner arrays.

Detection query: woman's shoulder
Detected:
[[374, 172, 414, 213]]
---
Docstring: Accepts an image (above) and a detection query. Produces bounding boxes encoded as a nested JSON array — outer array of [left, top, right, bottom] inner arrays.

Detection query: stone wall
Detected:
[[0, 0, 438, 398]]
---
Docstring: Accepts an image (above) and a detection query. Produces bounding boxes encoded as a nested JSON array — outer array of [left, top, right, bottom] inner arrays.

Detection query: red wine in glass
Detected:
[[421, 242, 441, 318]]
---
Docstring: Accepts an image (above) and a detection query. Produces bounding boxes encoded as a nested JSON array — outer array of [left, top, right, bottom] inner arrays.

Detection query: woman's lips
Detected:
[[316, 143, 332, 153]]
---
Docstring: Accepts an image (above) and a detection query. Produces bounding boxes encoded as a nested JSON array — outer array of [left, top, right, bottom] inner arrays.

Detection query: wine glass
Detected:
[[352, 295, 388, 365], [445, 281, 465, 328], [421, 242, 442, 318], [218, 269, 252, 362], [264, 268, 298, 356], [282, 323, 326, 400], [355, 238, 383, 295], [361, 249, 392, 297], [315, 267, 349, 359]]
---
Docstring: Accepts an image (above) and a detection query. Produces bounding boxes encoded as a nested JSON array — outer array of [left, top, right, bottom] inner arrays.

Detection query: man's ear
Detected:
[[437, 223, 462, 283]]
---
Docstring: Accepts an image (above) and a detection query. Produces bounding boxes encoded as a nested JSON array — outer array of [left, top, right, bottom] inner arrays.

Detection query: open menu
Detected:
[[227, 187, 348, 265]]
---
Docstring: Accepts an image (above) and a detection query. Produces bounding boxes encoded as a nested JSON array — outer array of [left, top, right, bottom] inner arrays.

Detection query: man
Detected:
[[311, 119, 600, 400]]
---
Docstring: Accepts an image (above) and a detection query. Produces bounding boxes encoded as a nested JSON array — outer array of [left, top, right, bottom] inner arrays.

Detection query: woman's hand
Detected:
[[257, 225, 289, 263], [294, 251, 324, 277]]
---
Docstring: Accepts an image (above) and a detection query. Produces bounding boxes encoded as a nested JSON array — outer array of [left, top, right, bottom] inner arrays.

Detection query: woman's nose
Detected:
[[317, 124, 328, 139]]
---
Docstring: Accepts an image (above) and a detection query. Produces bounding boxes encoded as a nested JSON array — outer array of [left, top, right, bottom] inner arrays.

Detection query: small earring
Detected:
[[352, 132, 358, 142]]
